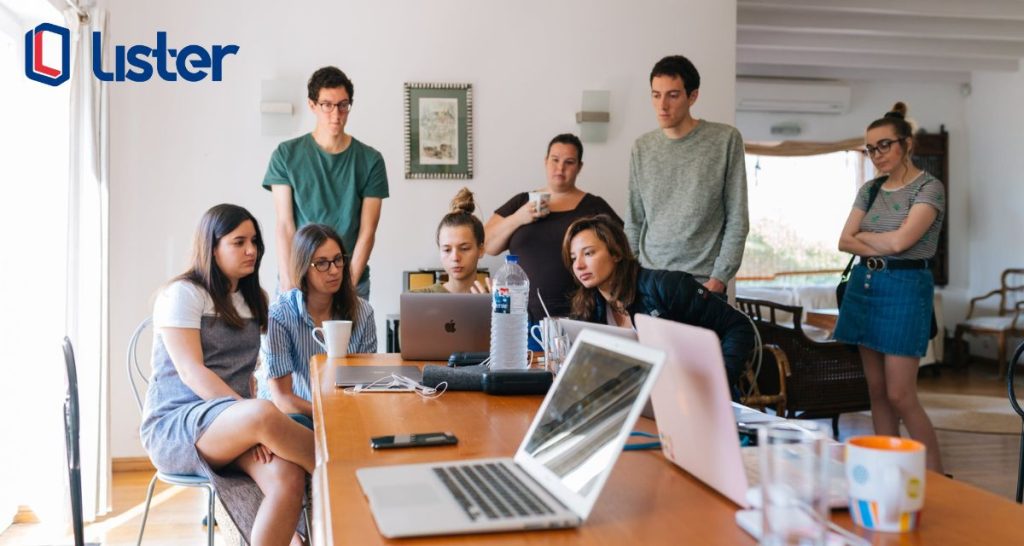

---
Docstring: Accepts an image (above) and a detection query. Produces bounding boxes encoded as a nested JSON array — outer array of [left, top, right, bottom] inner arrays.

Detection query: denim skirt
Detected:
[[834, 264, 934, 357]]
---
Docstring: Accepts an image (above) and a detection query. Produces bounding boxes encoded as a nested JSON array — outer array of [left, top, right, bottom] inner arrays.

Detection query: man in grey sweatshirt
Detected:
[[625, 55, 749, 294]]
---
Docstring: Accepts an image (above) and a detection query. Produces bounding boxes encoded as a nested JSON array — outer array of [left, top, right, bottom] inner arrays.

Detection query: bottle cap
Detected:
[[506, 255, 519, 264]]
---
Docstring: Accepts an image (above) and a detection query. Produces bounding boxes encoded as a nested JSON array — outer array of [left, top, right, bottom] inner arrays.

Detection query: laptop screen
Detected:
[[521, 340, 655, 497]]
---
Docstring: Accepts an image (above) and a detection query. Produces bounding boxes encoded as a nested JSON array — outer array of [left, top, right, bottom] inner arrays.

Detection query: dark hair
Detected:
[[307, 66, 354, 102], [176, 204, 268, 330], [561, 215, 639, 320], [291, 224, 360, 322], [867, 101, 916, 161], [650, 55, 700, 95], [436, 187, 484, 246], [546, 133, 584, 162]]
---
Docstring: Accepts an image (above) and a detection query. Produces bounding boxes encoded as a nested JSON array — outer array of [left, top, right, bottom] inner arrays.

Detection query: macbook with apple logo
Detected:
[[400, 293, 491, 360]]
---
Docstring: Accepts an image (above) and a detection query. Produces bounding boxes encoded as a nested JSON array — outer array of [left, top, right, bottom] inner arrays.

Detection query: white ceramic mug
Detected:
[[311, 320, 353, 358], [846, 435, 926, 533], [529, 317, 562, 355], [528, 191, 551, 214]]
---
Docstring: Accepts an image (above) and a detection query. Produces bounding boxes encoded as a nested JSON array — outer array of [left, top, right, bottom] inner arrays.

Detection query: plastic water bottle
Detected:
[[489, 255, 530, 369]]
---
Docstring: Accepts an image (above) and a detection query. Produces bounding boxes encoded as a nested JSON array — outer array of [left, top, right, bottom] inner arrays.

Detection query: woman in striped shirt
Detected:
[[258, 224, 377, 426], [835, 102, 945, 472]]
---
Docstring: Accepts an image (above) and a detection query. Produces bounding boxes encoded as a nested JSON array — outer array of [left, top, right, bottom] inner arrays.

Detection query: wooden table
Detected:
[[311, 354, 1024, 545]]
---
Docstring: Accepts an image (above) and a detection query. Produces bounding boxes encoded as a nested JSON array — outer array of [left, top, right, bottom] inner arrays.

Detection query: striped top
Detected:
[[855, 172, 945, 260], [257, 288, 377, 402]]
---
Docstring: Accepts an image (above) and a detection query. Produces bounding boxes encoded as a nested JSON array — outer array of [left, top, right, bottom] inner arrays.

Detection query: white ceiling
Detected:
[[737, 0, 1024, 83]]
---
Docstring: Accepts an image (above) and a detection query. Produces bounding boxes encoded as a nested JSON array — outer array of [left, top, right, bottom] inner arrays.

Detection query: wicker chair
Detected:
[[736, 297, 870, 437]]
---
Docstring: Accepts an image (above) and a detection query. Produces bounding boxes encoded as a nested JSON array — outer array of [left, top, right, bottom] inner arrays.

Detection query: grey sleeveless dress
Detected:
[[140, 315, 266, 543]]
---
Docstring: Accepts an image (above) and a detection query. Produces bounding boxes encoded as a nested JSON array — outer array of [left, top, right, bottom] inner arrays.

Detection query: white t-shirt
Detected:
[[153, 280, 253, 329]]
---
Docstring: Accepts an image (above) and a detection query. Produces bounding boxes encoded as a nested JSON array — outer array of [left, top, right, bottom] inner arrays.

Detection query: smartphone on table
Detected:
[[370, 432, 458, 449]]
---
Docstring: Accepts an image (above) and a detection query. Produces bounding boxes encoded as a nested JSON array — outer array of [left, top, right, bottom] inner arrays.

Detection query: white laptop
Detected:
[[355, 330, 666, 538], [634, 314, 847, 509], [400, 293, 491, 360]]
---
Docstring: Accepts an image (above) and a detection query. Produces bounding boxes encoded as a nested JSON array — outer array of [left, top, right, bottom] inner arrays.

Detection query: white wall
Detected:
[[735, 81, 972, 324], [104, 0, 739, 457], [964, 70, 1024, 309]]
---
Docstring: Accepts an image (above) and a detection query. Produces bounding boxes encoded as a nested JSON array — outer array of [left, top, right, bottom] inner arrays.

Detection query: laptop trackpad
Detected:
[[371, 483, 440, 507]]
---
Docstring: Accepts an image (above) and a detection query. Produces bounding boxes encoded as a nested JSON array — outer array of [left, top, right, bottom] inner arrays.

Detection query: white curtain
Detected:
[[60, 0, 111, 522]]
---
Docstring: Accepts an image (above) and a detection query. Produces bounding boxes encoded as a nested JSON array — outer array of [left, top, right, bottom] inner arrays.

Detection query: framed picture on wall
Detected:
[[404, 82, 473, 179]]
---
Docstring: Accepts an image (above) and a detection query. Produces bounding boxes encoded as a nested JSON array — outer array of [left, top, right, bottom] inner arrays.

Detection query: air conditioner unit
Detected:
[[736, 79, 851, 114]]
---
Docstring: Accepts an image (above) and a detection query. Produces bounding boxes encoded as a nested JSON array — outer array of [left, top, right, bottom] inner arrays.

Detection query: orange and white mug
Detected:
[[846, 435, 926, 533]]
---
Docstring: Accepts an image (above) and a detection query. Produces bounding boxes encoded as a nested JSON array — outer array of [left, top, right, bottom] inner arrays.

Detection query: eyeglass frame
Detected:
[[315, 100, 353, 114], [863, 137, 904, 157], [310, 255, 345, 273]]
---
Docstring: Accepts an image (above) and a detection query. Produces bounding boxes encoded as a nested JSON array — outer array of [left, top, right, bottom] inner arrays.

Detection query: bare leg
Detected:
[[883, 354, 944, 473], [234, 448, 306, 546], [860, 346, 899, 436], [196, 399, 315, 473]]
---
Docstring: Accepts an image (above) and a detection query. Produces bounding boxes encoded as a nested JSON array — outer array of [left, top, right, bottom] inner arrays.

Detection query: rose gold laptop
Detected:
[[634, 314, 751, 507]]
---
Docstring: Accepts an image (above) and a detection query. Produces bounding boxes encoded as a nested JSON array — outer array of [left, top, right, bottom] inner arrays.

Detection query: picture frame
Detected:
[[404, 82, 473, 179]]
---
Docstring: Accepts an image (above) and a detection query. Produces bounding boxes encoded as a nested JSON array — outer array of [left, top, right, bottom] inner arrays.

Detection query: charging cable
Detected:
[[623, 431, 661, 451], [344, 374, 448, 399]]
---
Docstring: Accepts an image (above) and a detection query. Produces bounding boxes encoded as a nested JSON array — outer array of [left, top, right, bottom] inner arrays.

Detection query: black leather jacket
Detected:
[[588, 268, 755, 395]]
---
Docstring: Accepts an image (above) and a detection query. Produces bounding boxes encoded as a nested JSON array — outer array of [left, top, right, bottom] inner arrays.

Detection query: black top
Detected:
[[587, 268, 755, 396], [494, 192, 622, 321]]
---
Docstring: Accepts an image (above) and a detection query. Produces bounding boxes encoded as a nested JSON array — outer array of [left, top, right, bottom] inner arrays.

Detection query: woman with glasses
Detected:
[[258, 224, 376, 426], [485, 134, 621, 348], [835, 102, 945, 472], [142, 204, 312, 545], [413, 188, 491, 294]]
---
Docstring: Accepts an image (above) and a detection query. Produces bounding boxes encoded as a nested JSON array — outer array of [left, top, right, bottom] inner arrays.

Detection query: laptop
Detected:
[[556, 317, 637, 343], [634, 314, 847, 509], [355, 330, 666, 538], [335, 365, 423, 390], [400, 293, 491, 360]]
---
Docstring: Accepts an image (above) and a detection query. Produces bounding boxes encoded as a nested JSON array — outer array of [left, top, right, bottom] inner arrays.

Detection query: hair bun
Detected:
[[449, 187, 476, 215], [884, 101, 908, 120]]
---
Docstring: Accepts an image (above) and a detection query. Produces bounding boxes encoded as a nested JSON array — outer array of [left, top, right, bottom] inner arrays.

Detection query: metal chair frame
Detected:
[[62, 337, 86, 546], [1008, 341, 1024, 503], [127, 317, 217, 546]]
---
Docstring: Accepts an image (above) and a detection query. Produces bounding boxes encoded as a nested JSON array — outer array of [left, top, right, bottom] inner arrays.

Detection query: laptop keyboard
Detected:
[[433, 462, 555, 521]]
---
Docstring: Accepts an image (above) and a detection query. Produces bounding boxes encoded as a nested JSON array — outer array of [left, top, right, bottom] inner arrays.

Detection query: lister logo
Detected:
[[24, 23, 239, 85], [92, 31, 239, 82], [444, 320, 457, 333], [24, 23, 70, 86]]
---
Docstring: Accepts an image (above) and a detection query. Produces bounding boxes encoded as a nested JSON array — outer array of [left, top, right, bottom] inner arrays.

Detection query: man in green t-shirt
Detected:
[[263, 66, 389, 298]]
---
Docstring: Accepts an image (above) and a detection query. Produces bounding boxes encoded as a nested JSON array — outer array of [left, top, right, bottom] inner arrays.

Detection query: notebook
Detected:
[[355, 329, 666, 538], [334, 365, 423, 390], [400, 293, 491, 360], [634, 314, 847, 509]]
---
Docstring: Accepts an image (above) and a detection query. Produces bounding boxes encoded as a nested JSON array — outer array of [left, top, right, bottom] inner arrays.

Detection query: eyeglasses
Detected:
[[316, 100, 352, 114], [864, 138, 902, 157], [311, 256, 345, 272]]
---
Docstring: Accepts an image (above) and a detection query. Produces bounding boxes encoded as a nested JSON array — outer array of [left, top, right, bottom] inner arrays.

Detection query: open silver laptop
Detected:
[[400, 293, 490, 360], [634, 314, 847, 509], [356, 330, 666, 538]]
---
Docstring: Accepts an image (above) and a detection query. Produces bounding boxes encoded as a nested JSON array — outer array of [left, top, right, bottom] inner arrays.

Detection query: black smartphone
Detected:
[[370, 432, 458, 449]]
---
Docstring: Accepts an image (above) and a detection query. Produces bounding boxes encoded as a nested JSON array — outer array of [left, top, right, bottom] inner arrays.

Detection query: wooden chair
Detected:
[[954, 268, 1024, 378], [736, 297, 870, 438]]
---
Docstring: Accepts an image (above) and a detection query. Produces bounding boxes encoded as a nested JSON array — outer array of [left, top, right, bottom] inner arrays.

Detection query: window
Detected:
[[737, 151, 869, 286]]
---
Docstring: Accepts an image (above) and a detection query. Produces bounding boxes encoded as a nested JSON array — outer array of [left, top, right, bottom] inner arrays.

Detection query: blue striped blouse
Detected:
[[257, 288, 377, 402]]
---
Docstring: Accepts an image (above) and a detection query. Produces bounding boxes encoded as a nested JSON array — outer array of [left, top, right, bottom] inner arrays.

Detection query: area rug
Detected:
[[915, 392, 1022, 435]]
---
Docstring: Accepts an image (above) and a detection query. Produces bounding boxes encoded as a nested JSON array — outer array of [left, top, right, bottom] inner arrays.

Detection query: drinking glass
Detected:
[[757, 422, 830, 546]]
